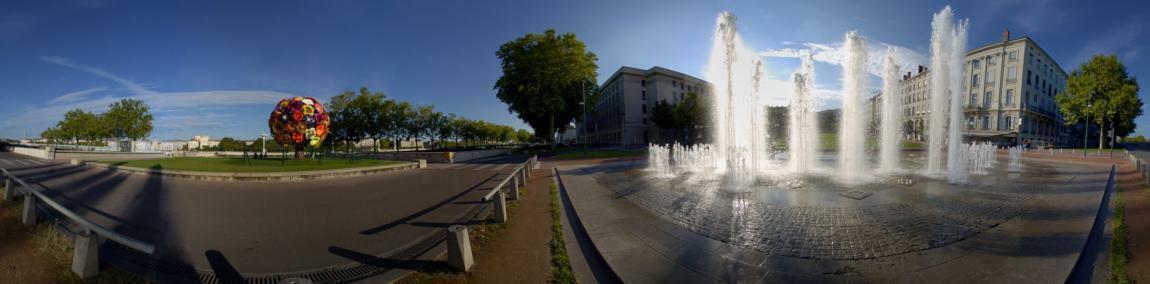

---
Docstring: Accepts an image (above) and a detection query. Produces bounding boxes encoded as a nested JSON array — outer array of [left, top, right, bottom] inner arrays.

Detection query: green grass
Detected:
[[1110, 185, 1130, 284], [549, 182, 576, 283], [92, 157, 406, 173], [551, 150, 643, 160]]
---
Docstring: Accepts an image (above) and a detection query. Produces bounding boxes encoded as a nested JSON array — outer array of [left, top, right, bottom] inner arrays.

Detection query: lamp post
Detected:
[[260, 133, 267, 159], [1110, 119, 1115, 159], [582, 79, 587, 157]]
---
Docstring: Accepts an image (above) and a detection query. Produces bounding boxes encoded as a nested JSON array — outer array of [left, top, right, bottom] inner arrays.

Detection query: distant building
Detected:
[[584, 66, 712, 146], [187, 135, 220, 150], [877, 30, 1082, 147]]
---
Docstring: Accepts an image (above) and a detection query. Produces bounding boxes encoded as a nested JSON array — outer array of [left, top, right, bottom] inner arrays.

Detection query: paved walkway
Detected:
[[557, 155, 1112, 283], [0, 152, 531, 282], [1115, 145, 1150, 282]]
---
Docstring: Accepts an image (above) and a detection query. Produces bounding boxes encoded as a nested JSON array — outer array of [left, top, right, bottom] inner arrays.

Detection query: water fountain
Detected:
[[599, 6, 1078, 265], [789, 53, 818, 174], [879, 51, 902, 174], [839, 31, 869, 182], [1009, 145, 1023, 172], [646, 7, 972, 187]]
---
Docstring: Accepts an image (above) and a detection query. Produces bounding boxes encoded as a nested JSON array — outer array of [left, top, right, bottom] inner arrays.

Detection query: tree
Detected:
[[1056, 54, 1142, 149], [411, 105, 444, 149], [494, 29, 598, 149], [328, 91, 363, 154], [387, 101, 414, 151], [103, 99, 153, 151]]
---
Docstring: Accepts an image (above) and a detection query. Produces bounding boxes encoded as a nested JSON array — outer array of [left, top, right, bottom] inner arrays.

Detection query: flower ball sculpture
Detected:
[[268, 97, 329, 159]]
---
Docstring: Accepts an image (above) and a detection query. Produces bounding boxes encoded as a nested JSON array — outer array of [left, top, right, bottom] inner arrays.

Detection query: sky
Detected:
[[1, 0, 1148, 140]]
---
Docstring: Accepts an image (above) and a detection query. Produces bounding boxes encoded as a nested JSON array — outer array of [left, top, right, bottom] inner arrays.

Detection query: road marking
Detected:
[[473, 164, 496, 170], [0, 160, 12, 166], [491, 164, 510, 171], [14, 160, 33, 166]]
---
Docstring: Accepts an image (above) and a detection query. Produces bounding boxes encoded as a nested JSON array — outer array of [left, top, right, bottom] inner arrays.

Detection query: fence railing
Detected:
[[448, 155, 537, 272], [0, 167, 155, 279]]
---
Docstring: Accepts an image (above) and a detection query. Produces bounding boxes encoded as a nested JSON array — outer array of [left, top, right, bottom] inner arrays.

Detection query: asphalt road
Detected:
[[0, 152, 529, 280]]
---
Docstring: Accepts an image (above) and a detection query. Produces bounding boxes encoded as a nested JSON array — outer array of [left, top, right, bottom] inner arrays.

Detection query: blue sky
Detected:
[[1, 0, 1147, 140]]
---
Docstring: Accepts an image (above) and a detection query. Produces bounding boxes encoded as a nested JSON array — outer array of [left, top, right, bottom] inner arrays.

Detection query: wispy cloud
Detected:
[[50, 86, 108, 104], [758, 38, 928, 78], [8, 56, 296, 138]]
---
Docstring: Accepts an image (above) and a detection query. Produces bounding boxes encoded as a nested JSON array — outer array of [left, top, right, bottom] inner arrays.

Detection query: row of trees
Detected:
[[1056, 54, 1143, 149], [40, 99, 154, 149], [325, 87, 533, 152]]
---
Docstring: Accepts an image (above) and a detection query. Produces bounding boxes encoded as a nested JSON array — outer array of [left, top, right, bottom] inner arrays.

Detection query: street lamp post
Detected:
[[260, 133, 267, 159], [582, 80, 587, 157], [1110, 120, 1115, 158]]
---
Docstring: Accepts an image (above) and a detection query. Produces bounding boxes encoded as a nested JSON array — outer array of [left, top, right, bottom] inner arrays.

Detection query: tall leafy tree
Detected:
[[327, 90, 359, 153], [103, 99, 153, 150], [494, 29, 598, 148], [1056, 54, 1143, 149]]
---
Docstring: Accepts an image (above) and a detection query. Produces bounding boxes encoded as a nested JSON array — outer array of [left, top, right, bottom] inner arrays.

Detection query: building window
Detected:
[[1026, 70, 1031, 85], [984, 91, 992, 108], [642, 104, 647, 114], [673, 80, 676, 87], [970, 93, 978, 106], [988, 55, 996, 65], [1008, 51, 1018, 61], [971, 74, 980, 87], [1005, 89, 1014, 106], [982, 116, 989, 129], [986, 70, 995, 84], [972, 59, 980, 69], [1006, 66, 1017, 81], [642, 91, 646, 100], [1004, 116, 1013, 130]]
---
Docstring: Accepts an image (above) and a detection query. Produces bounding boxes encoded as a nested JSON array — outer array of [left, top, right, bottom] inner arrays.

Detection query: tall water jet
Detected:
[[946, 17, 969, 184], [751, 59, 766, 174], [926, 7, 954, 176], [839, 31, 868, 181], [879, 50, 902, 173], [789, 53, 818, 173]]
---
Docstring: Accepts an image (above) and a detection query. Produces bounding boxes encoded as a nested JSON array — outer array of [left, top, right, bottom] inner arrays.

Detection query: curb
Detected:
[[86, 161, 421, 182]]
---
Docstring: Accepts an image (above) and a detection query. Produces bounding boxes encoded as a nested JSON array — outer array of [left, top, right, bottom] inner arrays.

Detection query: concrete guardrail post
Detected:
[[23, 194, 37, 226], [72, 230, 100, 278], [2, 176, 11, 201], [493, 189, 507, 223], [447, 225, 474, 272], [510, 173, 520, 200], [520, 168, 528, 186], [71, 159, 81, 166], [417, 159, 427, 169]]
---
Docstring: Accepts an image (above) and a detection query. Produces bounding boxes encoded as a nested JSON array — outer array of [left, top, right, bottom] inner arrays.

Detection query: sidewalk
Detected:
[[1114, 155, 1150, 282], [462, 167, 555, 283]]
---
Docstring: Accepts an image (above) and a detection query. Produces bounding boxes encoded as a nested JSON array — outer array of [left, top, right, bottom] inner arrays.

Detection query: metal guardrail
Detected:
[[1, 167, 155, 278], [482, 155, 537, 202]]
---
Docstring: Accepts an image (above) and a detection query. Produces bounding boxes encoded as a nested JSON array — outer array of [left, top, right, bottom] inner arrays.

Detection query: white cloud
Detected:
[[50, 86, 108, 104], [8, 56, 297, 137], [757, 38, 928, 78]]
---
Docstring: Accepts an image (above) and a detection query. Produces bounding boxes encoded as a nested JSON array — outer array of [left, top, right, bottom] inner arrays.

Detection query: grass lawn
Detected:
[[92, 157, 406, 173], [551, 149, 644, 160]]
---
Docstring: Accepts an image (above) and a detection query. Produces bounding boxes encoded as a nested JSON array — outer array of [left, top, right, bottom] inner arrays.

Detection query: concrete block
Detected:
[[2, 177, 11, 201], [447, 225, 474, 271], [22, 195, 36, 226], [72, 231, 100, 278], [70, 159, 82, 165], [493, 190, 507, 223], [417, 159, 427, 168]]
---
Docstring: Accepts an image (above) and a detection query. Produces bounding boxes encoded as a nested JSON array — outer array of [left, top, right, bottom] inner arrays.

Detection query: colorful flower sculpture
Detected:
[[269, 97, 330, 159]]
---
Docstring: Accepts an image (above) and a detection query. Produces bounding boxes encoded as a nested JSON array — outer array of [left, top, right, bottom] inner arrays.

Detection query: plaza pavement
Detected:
[[556, 154, 1114, 283], [0, 152, 530, 282]]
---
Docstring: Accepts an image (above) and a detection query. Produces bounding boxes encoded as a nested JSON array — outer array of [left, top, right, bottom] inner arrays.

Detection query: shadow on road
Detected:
[[206, 250, 245, 284], [359, 173, 499, 235], [328, 246, 437, 271]]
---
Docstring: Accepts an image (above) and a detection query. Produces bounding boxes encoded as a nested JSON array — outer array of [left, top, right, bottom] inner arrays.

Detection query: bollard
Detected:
[[510, 173, 520, 200], [446, 225, 474, 272], [520, 168, 528, 186], [70, 159, 81, 166], [72, 231, 100, 278], [23, 194, 36, 226], [2, 176, 11, 202], [417, 159, 427, 169], [493, 190, 507, 223]]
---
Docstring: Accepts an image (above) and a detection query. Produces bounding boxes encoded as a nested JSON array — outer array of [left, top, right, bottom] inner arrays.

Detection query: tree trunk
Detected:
[[294, 146, 305, 160], [1098, 119, 1106, 150], [549, 112, 555, 152]]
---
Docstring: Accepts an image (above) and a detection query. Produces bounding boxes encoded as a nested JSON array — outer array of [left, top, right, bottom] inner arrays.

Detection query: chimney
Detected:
[[917, 65, 924, 74], [1002, 29, 1010, 42]]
